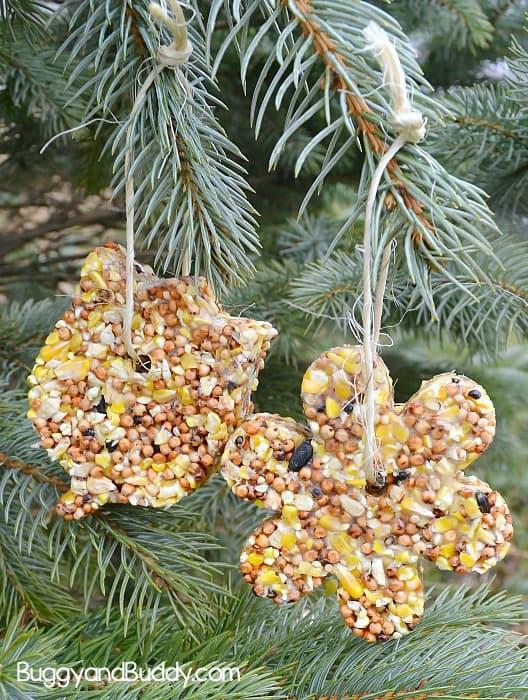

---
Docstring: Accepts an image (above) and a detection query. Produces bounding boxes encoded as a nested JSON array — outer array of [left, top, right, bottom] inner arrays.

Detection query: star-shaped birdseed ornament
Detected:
[[27, 243, 277, 519], [221, 345, 512, 642]]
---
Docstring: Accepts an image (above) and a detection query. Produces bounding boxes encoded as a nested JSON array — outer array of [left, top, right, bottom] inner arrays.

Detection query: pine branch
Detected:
[[0, 1, 52, 39], [0, 26, 84, 137], [288, 231, 528, 355], [0, 452, 68, 491], [56, 0, 259, 292], [209, 0, 498, 311], [0, 584, 526, 697], [428, 83, 528, 213], [388, 0, 494, 52]]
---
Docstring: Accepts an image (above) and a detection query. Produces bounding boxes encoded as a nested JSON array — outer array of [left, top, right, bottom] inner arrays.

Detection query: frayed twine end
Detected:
[[363, 21, 425, 144]]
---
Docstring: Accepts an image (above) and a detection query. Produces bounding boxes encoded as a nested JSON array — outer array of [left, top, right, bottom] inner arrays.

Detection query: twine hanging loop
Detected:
[[123, 1, 193, 360], [360, 22, 426, 486]]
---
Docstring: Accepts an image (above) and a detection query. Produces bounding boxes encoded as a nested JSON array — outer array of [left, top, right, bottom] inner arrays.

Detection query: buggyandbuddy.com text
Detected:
[[17, 661, 241, 689]]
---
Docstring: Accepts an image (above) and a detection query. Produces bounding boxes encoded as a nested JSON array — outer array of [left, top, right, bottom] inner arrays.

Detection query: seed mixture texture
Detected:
[[27, 243, 277, 519], [221, 345, 512, 642]]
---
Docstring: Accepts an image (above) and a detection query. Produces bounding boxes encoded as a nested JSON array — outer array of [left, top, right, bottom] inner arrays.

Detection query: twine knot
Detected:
[[157, 42, 193, 67], [363, 21, 426, 144]]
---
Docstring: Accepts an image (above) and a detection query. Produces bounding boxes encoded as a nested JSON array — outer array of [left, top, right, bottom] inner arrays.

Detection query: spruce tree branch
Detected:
[[280, 0, 430, 238], [452, 115, 524, 143], [58, 0, 259, 291], [0, 452, 68, 491]]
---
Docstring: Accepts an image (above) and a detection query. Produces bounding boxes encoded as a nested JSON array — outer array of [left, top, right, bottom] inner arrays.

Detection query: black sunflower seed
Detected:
[[94, 397, 106, 414], [288, 440, 313, 472], [135, 355, 151, 373], [476, 491, 491, 513], [394, 469, 410, 482], [83, 428, 95, 437], [468, 389, 481, 399]]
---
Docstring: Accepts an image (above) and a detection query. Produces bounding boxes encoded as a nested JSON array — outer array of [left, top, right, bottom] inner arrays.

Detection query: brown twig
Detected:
[[0, 452, 69, 491], [285, 0, 429, 240], [0, 208, 123, 258]]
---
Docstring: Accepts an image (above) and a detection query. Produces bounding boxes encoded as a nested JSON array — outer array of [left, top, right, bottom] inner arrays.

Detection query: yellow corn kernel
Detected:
[[335, 565, 363, 598], [283, 505, 299, 527], [397, 566, 416, 581], [464, 498, 481, 519], [95, 454, 112, 469], [325, 397, 341, 419], [395, 550, 410, 563], [395, 604, 413, 620], [45, 331, 60, 345], [372, 540, 387, 555], [26, 408, 37, 419], [435, 556, 452, 571], [180, 353, 199, 370], [440, 543, 456, 558], [376, 423, 392, 440], [329, 533, 356, 556], [348, 477, 367, 489], [438, 384, 448, 401], [435, 516, 459, 533], [32, 365, 48, 380], [179, 386, 193, 405], [334, 377, 352, 400], [281, 532, 297, 550], [70, 333, 83, 352], [247, 553, 264, 567], [298, 562, 322, 576], [338, 351, 359, 374], [301, 369, 328, 394], [152, 389, 178, 402], [393, 423, 410, 443], [40, 340, 70, 362], [110, 401, 125, 414], [131, 313, 142, 330], [87, 311, 102, 328], [257, 569, 281, 585], [88, 270, 106, 289], [459, 552, 477, 569], [318, 514, 346, 531], [107, 411, 120, 427], [54, 357, 90, 381], [364, 588, 382, 604], [83, 251, 103, 271]]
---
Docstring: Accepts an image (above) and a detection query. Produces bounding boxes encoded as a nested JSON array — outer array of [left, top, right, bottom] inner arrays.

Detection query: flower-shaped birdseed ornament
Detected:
[[27, 243, 277, 519], [221, 345, 512, 642]]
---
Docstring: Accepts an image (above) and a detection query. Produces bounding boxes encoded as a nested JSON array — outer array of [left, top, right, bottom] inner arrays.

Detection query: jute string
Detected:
[[123, 1, 193, 360], [361, 22, 426, 485]]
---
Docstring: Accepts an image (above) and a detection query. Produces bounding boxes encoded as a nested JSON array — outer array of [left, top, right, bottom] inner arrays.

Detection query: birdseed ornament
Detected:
[[27, 243, 277, 519], [221, 345, 512, 642]]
